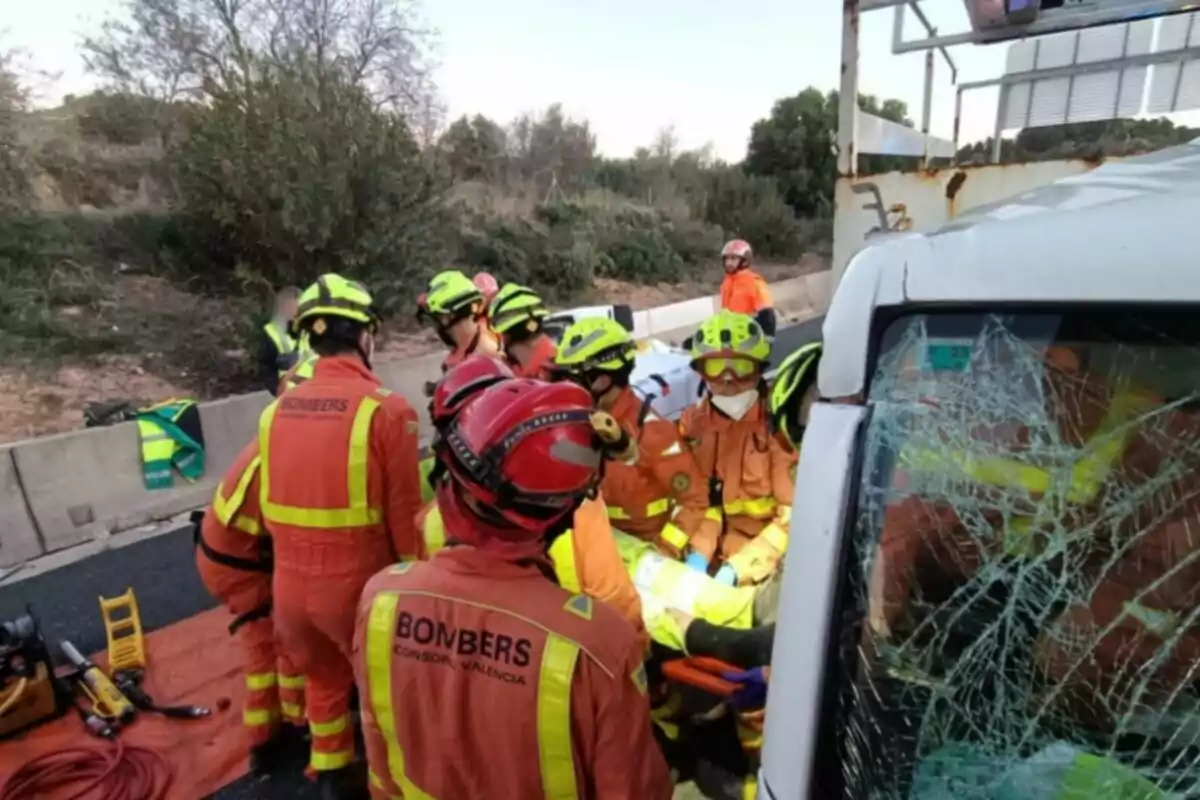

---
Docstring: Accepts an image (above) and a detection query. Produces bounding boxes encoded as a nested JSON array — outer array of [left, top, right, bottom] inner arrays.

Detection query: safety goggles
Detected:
[[695, 356, 762, 381]]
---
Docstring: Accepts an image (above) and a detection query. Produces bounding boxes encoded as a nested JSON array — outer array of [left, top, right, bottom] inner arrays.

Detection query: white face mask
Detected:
[[710, 389, 758, 421]]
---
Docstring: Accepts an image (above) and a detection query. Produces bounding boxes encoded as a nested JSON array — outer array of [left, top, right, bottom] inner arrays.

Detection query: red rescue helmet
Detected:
[[431, 354, 515, 428], [473, 272, 500, 301], [438, 379, 602, 558], [721, 239, 753, 273]]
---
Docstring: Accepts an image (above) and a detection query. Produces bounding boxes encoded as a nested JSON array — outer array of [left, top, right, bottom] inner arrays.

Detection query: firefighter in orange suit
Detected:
[[552, 317, 718, 559], [718, 239, 775, 339], [353, 379, 673, 800], [487, 283, 559, 380], [195, 440, 305, 775], [420, 354, 648, 649], [258, 273, 424, 797], [680, 311, 797, 586]]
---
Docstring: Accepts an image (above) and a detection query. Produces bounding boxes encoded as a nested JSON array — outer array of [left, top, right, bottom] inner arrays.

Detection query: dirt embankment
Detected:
[[0, 257, 827, 444]]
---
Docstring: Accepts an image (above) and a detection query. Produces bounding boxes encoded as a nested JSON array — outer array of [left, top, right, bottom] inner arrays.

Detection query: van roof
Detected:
[[819, 139, 1200, 398]]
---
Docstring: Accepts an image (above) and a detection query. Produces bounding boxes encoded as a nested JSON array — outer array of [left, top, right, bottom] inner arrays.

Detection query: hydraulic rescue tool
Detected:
[[61, 639, 137, 726], [0, 609, 68, 739]]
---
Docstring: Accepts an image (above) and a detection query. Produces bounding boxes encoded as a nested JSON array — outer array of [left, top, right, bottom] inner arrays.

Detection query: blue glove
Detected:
[[722, 667, 768, 710], [684, 552, 709, 573], [714, 564, 737, 586]]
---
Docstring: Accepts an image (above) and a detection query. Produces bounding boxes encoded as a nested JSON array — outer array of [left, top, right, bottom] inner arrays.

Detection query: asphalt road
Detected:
[[0, 313, 825, 800]]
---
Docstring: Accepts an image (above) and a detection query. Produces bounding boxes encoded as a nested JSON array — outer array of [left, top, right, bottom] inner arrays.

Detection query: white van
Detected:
[[760, 140, 1200, 799]]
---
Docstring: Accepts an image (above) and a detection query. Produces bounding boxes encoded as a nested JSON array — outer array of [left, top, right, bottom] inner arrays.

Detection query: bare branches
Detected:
[[81, 0, 437, 115]]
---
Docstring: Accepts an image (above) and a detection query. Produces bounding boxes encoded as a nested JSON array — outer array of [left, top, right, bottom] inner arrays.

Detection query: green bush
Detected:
[[0, 214, 118, 359], [173, 57, 449, 314]]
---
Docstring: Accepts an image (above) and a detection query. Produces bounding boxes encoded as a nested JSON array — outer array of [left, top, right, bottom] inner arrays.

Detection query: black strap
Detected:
[[647, 373, 669, 396], [636, 395, 655, 429], [197, 532, 273, 574], [229, 600, 273, 635]]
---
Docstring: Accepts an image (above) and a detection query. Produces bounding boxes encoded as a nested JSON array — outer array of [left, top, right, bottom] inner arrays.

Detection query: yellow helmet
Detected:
[[488, 284, 549, 336], [425, 270, 484, 318], [296, 273, 378, 332], [554, 317, 637, 373], [769, 342, 821, 449], [691, 310, 770, 362]]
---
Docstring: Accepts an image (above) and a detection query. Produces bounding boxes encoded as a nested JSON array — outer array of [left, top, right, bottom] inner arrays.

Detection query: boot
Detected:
[[316, 765, 369, 800]]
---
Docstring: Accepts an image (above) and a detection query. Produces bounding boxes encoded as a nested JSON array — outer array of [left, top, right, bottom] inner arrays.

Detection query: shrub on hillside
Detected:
[[699, 166, 804, 260], [174, 58, 449, 314]]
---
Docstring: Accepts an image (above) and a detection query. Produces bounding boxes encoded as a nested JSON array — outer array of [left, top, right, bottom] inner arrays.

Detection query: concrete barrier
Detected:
[[0, 449, 41, 568], [11, 392, 271, 558], [0, 272, 831, 568]]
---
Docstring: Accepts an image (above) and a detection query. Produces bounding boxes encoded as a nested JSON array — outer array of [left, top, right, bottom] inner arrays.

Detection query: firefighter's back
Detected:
[[356, 547, 665, 799], [261, 357, 398, 577]]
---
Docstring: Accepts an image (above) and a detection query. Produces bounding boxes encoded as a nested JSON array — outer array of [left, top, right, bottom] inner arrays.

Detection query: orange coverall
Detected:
[[420, 496, 648, 650], [442, 328, 502, 373], [680, 396, 797, 584], [258, 355, 424, 773], [195, 441, 305, 746], [602, 387, 718, 556], [352, 547, 674, 800], [506, 334, 558, 381], [719, 269, 773, 317]]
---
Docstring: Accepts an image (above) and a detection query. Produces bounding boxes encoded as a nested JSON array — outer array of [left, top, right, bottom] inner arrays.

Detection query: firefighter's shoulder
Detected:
[[367, 387, 419, 429], [552, 592, 643, 677]]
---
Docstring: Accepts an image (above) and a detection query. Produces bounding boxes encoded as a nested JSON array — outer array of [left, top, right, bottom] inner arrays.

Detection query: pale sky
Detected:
[[0, 0, 1035, 161]]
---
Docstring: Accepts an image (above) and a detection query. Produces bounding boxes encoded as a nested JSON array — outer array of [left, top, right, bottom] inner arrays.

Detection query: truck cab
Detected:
[[759, 140, 1200, 798]]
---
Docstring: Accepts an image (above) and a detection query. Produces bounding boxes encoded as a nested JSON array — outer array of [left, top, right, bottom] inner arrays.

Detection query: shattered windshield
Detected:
[[835, 308, 1200, 799]]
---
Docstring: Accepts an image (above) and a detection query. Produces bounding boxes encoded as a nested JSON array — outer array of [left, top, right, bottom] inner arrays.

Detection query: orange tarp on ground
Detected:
[[0, 608, 253, 800]]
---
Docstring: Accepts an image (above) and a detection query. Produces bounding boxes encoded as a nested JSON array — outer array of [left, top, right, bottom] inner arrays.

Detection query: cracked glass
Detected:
[[835, 309, 1200, 799]]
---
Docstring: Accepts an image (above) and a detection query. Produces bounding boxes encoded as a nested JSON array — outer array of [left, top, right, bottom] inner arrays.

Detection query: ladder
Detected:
[[99, 588, 146, 673]]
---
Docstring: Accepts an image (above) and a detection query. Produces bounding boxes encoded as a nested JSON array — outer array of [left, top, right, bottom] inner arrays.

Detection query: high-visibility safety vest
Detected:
[[136, 399, 205, 490], [282, 352, 319, 392], [263, 319, 300, 378], [212, 455, 264, 539], [258, 393, 384, 529], [898, 389, 1153, 557]]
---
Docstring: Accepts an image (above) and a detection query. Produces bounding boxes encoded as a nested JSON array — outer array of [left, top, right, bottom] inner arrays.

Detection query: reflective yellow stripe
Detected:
[[244, 707, 278, 726], [310, 715, 349, 737], [659, 522, 689, 550], [537, 635, 580, 800], [548, 532, 580, 594], [278, 674, 306, 689], [281, 701, 304, 720], [366, 591, 434, 799], [246, 672, 277, 691], [423, 504, 447, 556], [606, 498, 670, 521], [213, 456, 262, 529], [759, 522, 789, 553], [705, 507, 723, 522], [902, 389, 1152, 504], [261, 397, 384, 528], [724, 496, 777, 518], [232, 514, 261, 535], [370, 771, 385, 789], [311, 750, 355, 771]]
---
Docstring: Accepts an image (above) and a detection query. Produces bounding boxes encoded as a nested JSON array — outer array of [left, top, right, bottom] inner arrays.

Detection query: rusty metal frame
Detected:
[[892, 0, 1199, 53], [839, 0, 960, 177]]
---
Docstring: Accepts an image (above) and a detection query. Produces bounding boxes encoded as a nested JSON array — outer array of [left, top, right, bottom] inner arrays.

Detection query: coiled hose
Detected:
[[0, 740, 173, 800]]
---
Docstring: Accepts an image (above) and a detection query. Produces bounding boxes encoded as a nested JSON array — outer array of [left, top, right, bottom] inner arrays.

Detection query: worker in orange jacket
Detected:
[[487, 283, 559, 380], [552, 317, 718, 559], [353, 378, 673, 799], [418, 354, 648, 649], [195, 440, 305, 775], [417, 269, 501, 375], [680, 311, 797, 587], [719, 239, 776, 340], [258, 273, 424, 798]]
